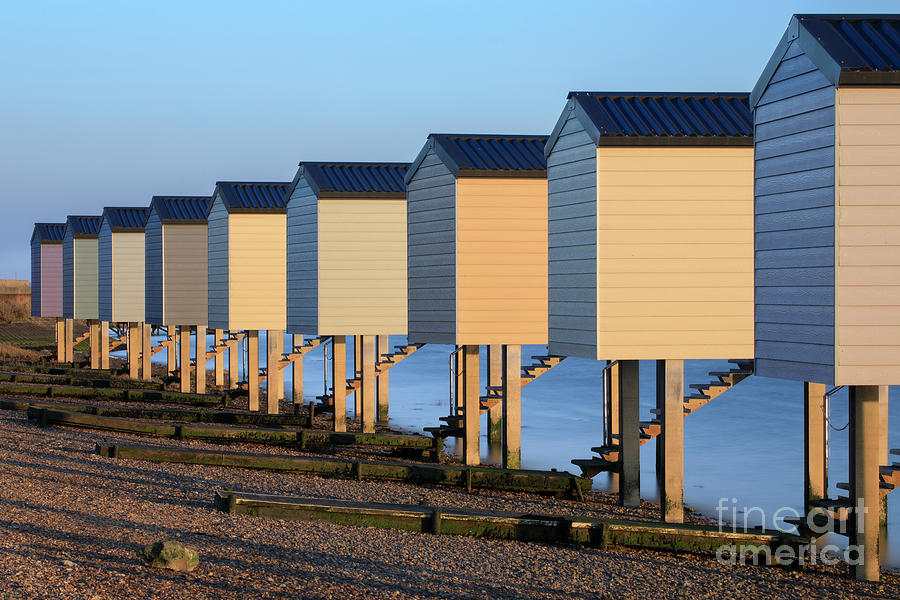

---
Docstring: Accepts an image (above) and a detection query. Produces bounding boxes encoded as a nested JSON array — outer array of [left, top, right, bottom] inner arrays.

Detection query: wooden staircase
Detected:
[[205, 331, 246, 362], [317, 343, 425, 407], [256, 336, 329, 384], [571, 359, 754, 477], [424, 353, 566, 439]]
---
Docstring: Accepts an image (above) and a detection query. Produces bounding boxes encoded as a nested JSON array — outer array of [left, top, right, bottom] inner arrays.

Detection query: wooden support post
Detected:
[[487, 344, 503, 449], [354, 336, 362, 419], [127, 323, 140, 379], [100, 322, 110, 370], [214, 328, 224, 386], [89, 320, 101, 369], [141, 323, 152, 381], [292, 334, 303, 406], [360, 335, 377, 433], [455, 350, 464, 412], [657, 359, 684, 523], [607, 360, 620, 494], [179, 326, 191, 393], [849, 385, 881, 582], [880, 386, 890, 526], [803, 382, 827, 515], [228, 331, 238, 388], [501, 344, 521, 469], [195, 326, 206, 394], [463, 344, 480, 466], [55, 318, 65, 362], [332, 336, 347, 432], [166, 327, 177, 376], [247, 330, 259, 412], [63, 317, 74, 363], [618, 359, 640, 507], [265, 330, 282, 414], [376, 335, 389, 423]]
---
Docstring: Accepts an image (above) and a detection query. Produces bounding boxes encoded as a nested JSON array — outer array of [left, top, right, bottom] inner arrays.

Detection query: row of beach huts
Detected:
[[26, 15, 900, 580]]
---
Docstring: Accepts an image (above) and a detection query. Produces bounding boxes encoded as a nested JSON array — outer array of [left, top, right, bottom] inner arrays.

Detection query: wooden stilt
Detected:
[[195, 326, 206, 394], [166, 326, 177, 376], [487, 344, 503, 449], [64, 318, 74, 363], [376, 335, 389, 423], [657, 359, 684, 523], [292, 334, 303, 406], [332, 335, 347, 432], [179, 326, 191, 393], [360, 335, 377, 433], [55, 318, 65, 362], [141, 323, 152, 381], [214, 328, 224, 386], [618, 359, 640, 507], [804, 382, 827, 515], [247, 330, 259, 412], [100, 322, 110, 370], [127, 323, 140, 379], [354, 336, 362, 419], [501, 344, 521, 469], [463, 344, 480, 466], [89, 320, 100, 369], [879, 386, 890, 526], [266, 330, 281, 414], [849, 385, 881, 582], [607, 361, 620, 494], [228, 331, 238, 388]]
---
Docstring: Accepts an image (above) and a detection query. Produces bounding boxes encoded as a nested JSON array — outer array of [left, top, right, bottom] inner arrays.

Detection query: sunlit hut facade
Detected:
[[97, 206, 151, 380], [206, 181, 290, 413], [545, 92, 754, 514], [286, 162, 409, 433], [30, 223, 66, 361], [405, 134, 548, 467], [751, 14, 900, 582], [63, 216, 103, 368], [146, 196, 213, 394]]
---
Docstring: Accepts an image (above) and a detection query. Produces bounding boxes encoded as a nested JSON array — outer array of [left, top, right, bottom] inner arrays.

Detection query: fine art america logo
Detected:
[[714, 497, 867, 567]]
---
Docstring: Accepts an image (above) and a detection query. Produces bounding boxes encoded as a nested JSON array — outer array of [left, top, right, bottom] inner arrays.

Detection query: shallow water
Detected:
[[129, 332, 900, 567]]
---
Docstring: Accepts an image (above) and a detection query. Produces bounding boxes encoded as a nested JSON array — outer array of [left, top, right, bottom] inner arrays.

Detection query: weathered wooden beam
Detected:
[[657, 359, 684, 523], [487, 344, 503, 449], [463, 344, 480, 466], [0, 383, 222, 405], [127, 323, 140, 379], [141, 323, 152, 381], [100, 321, 110, 370], [803, 382, 827, 516], [247, 331, 259, 412], [214, 329, 225, 386], [376, 335, 389, 423], [89, 320, 101, 369], [502, 344, 521, 470], [332, 336, 347, 433], [360, 335, 376, 433], [55, 318, 65, 363], [179, 326, 191, 393], [64, 318, 74, 363], [195, 326, 206, 395], [849, 385, 882, 582], [618, 360, 640, 508]]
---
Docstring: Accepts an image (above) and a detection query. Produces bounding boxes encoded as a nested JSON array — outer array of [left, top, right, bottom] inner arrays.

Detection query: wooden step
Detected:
[[424, 426, 461, 439], [571, 457, 617, 478], [439, 415, 463, 426]]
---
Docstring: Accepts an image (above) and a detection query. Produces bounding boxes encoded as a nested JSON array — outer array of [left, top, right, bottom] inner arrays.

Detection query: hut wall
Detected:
[[145, 211, 164, 325], [228, 213, 286, 330], [63, 229, 74, 318], [40, 244, 63, 317], [110, 232, 145, 323], [30, 237, 41, 317], [162, 224, 207, 326], [73, 238, 98, 320], [206, 198, 229, 330], [286, 178, 318, 333], [98, 221, 113, 321]]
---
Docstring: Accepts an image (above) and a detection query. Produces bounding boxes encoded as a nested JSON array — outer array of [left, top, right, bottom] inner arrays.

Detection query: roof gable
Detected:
[[291, 163, 409, 199], [66, 216, 103, 238], [150, 196, 212, 223], [31, 223, 66, 244], [212, 182, 291, 214], [406, 134, 548, 185], [101, 207, 151, 232]]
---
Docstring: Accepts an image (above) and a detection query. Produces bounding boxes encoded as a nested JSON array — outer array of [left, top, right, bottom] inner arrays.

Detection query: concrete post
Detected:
[[618, 359, 640, 507], [849, 385, 881, 582], [360, 335, 377, 433], [247, 330, 259, 412], [228, 331, 238, 388], [656, 359, 684, 523], [100, 322, 110, 370], [89, 320, 101, 369], [463, 344, 480, 466], [141, 323, 152, 381], [607, 361, 620, 494], [265, 330, 281, 414], [214, 328, 224, 387], [501, 344, 522, 469], [63, 317, 74, 363], [376, 335, 389, 423], [166, 327, 177, 376], [195, 326, 206, 394], [804, 382, 828, 514], [55, 318, 65, 362], [127, 323, 140, 379], [292, 334, 303, 406], [332, 336, 347, 432], [179, 326, 191, 393], [487, 344, 503, 449]]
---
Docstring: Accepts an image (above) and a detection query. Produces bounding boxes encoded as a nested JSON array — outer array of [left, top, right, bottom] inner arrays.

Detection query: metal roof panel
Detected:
[[32, 223, 66, 243], [215, 182, 292, 213], [66, 216, 102, 237], [299, 163, 409, 195], [102, 207, 151, 231], [150, 196, 212, 222]]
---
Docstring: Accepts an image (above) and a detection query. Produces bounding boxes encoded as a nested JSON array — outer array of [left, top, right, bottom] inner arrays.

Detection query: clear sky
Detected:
[[2, 1, 897, 278]]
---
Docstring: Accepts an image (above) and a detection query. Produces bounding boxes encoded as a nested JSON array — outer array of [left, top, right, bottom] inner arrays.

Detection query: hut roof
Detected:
[[406, 134, 547, 184], [291, 163, 409, 198], [31, 223, 66, 244], [150, 196, 212, 223], [212, 182, 291, 214], [66, 216, 103, 238], [101, 207, 151, 232]]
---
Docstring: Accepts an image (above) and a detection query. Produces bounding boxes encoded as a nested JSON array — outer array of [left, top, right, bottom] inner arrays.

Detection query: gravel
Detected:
[[0, 409, 898, 599]]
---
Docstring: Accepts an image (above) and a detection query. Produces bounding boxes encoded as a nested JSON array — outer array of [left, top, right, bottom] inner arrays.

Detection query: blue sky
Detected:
[[1, 1, 897, 278]]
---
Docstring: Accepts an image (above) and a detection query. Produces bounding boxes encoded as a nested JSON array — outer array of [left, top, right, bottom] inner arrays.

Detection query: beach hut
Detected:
[[405, 134, 549, 466], [206, 181, 291, 412], [544, 92, 754, 512], [98, 206, 151, 379], [63, 216, 103, 368], [286, 162, 410, 433], [146, 196, 213, 393], [30, 223, 66, 360], [751, 14, 900, 581]]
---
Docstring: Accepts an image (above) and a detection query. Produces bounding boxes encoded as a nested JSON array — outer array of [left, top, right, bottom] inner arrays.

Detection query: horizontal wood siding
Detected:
[[286, 178, 317, 334], [30, 238, 41, 317], [406, 149, 456, 344], [144, 211, 163, 325], [73, 238, 98, 319], [595, 146, 753, 359], [206, 197, 228, 329], [754, 40, 836, 384], [63, 229, 74, 318], [228, 214, 286, 330], [456, 177, 547, 345], [98, 221, 113, 322], [547, 112, 597, 358], [318, 197, 408, 335], [835, 87, 900, 385], [40, 244, 63, 317], [111, 232, 144, 323], [163, 224, 208, 326]]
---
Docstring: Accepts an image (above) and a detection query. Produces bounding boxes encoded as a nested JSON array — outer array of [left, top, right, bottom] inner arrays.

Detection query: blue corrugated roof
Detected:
[[66, 216, 103, 237], [32, 223, 66, 243], [214, 181, 292, 213], [406, 134, 547, 184], [297, 163, 409, 197], [102, 207, 150, 231], [151, 196, 212, 222]]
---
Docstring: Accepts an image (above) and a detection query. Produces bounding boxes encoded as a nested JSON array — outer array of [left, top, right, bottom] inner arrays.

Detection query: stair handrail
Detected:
[[448, 346, 464, 414], [602, 360, 619, 447]]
